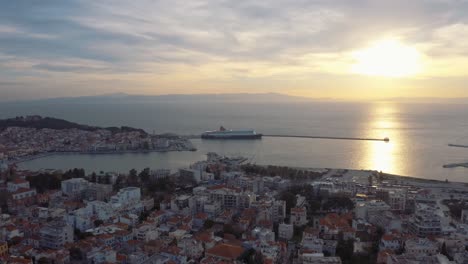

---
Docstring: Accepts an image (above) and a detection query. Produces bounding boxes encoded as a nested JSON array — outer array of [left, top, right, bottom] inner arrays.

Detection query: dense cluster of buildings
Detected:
[[1, 154, 468, 263], [0, 125, 195, 162]]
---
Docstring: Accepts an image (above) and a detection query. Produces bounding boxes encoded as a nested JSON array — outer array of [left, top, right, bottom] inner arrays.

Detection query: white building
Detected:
[[171, 194, 194, 214], [10, 188, 36, 201], [461, 209, 468, 224], [110, 187, 141, 206], [86, 200, 115, 220], [408, 203, 442, 237], [387, 189, 406, 211], [278, 223, 294, 240], [272, 200, 287, 223], [150, 169, 171, 180], [39, 221, 74, 249], [86, 247, 117, 264], [203, 200, 223, 218], [252, 227, 275, 242], [296, 195, 306, 207], [179, 168, 203, 183], [379, 234, 402, 251], [291, 207, 308, 227], [61, 178, 89, 197], [369, 211, 402, 232], [355, 200, 391, 220], [300, 253, 342, 264], [377, 188, 406, 211], [404, 237, 439, 256], [66, 207, 93, 231], [208, 186, 253, 209], [136, 224, 159, 241], [7, 179, 30, 192]]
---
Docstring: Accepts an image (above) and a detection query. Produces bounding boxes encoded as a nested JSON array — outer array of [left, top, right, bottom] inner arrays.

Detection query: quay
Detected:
[[443, 162, 468, 168], [448, 144, 468, 148], [263, 134, 389, 142]]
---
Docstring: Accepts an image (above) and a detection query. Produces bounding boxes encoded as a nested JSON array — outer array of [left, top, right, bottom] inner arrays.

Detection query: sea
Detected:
[[1, 99, 468, 182]]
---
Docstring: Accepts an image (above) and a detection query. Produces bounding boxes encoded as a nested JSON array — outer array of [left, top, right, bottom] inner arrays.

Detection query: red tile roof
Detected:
[[11, 179, 28, 184], [195, 232, 213, 243], [291, 207, 305, 213], [206, 243, 244, 260], [319, 213, 352, 231], [195, 212, 209, 220], [12, 188, 34, 195]]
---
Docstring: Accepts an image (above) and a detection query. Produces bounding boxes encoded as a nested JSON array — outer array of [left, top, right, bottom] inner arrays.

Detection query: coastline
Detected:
[[9, 148, 197, 165], [248, 164, 468, 187], [16, 152, 467, 187]]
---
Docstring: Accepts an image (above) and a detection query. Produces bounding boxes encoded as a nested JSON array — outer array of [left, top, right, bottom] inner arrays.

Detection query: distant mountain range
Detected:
[[0, 115, 147, 134], [24, 92, 317, 104]]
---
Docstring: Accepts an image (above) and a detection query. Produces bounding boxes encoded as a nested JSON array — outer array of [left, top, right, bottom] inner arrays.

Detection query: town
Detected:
[[1, 152, 468, 264], [0, 116, 196, 163]]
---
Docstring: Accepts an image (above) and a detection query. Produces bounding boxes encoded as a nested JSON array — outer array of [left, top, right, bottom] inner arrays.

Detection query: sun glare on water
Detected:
[[351, 39, 422, 78]]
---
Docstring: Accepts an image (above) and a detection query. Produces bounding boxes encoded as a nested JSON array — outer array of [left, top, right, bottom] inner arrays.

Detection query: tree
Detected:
[[143, 141, 150, 150], [38, 257, 52, 264], [203, 219, 215, 230], [139, 210, 150, 222], [26, 173, 62, 193], [94, 219, 104, 227], [90, 172, 97, 183], [336, 238, 354, 264], [128, 168, 138, 185], [280, 191, 296, 214], [103, 174, 112, 184], [237, 248, 263, 264], [70, 247, 83, 260], [139, 167, 151, 183], [441, 242, 453, 260], [322, 197, 354, 211]]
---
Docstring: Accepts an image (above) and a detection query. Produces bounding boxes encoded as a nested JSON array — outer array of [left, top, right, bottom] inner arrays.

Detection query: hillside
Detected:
[[0, 116, 147, 134]]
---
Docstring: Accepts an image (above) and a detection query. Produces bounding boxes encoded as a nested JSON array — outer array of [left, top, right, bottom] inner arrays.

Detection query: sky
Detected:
[[1, 0, 468, 101]]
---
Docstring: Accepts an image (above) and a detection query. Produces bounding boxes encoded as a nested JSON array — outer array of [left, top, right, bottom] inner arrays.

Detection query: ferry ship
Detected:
[[201, 126, 262, 139]]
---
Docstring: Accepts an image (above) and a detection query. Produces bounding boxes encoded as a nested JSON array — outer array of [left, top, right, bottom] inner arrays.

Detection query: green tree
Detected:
[[336, 238, 354, 264], [103, 174, 112, 184], [128, 168, 138, 185], [38, 257, 52, 264], [139, 167, 151, 183], [441, 242, 453, 260], [90, 172, 97, 183], [143, 141, 150, 150], [203, 219, 215, 230], [237, 248, 263, 264], [280, 191, 296, 214], [26, 173, 62, 193], [94, 219, 104, 227], [70, 247, 83, 260]]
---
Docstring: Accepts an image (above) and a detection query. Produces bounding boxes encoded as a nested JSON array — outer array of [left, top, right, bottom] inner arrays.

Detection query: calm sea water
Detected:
[[1, 100, 468, 182]]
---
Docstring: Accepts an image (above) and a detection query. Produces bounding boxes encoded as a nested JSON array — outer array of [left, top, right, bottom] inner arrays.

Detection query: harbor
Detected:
[[193, 126, 390, 142]]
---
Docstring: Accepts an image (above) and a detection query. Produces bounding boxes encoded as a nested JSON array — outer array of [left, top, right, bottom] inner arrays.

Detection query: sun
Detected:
[[351, 39, 422, 78]]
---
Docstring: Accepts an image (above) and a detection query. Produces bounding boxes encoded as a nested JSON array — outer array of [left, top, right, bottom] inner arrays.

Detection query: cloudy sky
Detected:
[[1, 0, 468, 100]]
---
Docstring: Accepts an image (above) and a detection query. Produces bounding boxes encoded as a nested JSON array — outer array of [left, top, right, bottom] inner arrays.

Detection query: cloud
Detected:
[[1, 0, 468, 100]]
